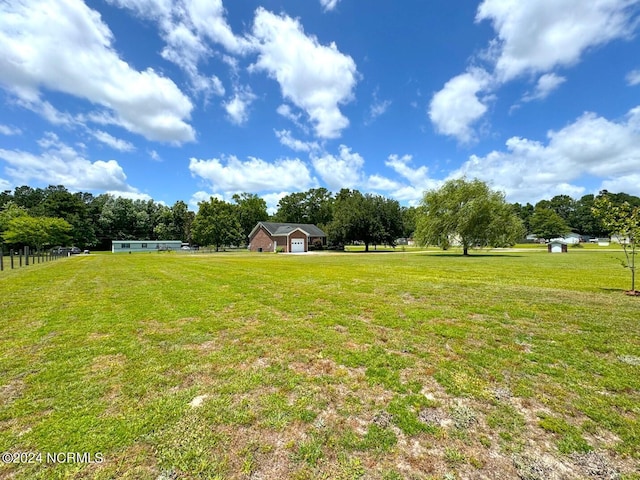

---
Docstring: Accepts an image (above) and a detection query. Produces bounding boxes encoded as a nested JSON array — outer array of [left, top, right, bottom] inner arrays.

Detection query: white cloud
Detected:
[[452, 107, 640, 202], [276, 104, 309, 133], [91, 130, 135, 152], [114, 0, 247, 98], [430, 0, 639, 141], [386, 154, 434, 186], [600, 173, 640, 196], [0, 133, 141, 193], [320, 0, 341, 12], [223, 86, 257, 125], [0, 125, 21, 136], [476, 0, 639, 82], [149, 150, 161, 162], [0, 0, 195, 143], [366, 174, 402, 191], [523, 73, 566, 102], [275, 130, 319, 152], [429, 68, 492, 143], [262, 191, 289, 215], [0, 177, 12, 191], [311, 145, 364, 190], [188, 190, 224, 210], [15, 98, 77, 126], [106, 190, 154, 201], [250, 8, 358, 139], [627, 69, 640, 86], [189, 155, 315, 192], [366, 89, 392, 124], [378, 154, 440, 204]]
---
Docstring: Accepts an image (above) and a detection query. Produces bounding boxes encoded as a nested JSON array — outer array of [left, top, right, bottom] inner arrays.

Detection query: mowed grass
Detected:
[[0, 250, 639, 479]]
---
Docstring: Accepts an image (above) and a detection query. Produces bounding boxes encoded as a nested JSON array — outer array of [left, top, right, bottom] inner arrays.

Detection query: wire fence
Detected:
[[0, 247, 67, 272]]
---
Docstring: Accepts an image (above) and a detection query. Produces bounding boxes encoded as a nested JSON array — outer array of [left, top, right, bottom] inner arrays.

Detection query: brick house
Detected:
[[248, 222, 327, 253]]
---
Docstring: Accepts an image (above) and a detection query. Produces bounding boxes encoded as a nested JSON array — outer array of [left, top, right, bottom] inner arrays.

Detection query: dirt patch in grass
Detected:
[[90, 353, 127, 373], [0, 379, 25, 406]]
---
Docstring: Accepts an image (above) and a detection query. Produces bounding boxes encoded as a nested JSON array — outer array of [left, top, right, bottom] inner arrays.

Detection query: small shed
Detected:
[[111, 240, 182, 253], [548, 241, 568, 253]]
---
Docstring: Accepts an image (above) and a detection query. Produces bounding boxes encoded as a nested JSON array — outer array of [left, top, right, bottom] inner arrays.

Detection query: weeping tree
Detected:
[[416, 178, 524, 255], [592, 194, 640, 295]]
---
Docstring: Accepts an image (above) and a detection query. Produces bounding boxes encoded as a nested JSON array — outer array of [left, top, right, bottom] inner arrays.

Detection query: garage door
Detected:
[[291, 239, 305, 253]]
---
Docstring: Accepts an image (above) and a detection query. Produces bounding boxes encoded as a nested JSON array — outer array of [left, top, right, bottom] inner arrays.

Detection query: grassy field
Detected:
[[0, 250, 639, 479]]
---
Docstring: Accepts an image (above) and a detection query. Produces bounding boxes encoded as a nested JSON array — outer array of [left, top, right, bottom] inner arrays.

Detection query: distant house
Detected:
[[550, 232, 581, 244], [248, 222, 326, 253], [111, 240, 181, 253]]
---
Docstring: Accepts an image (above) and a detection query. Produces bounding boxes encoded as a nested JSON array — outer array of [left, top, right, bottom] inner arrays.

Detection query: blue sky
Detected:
[[1, 0, 639, 212]]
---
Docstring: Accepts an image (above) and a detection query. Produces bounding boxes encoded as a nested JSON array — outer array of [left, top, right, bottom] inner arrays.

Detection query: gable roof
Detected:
[[250, 222, 326, 239]]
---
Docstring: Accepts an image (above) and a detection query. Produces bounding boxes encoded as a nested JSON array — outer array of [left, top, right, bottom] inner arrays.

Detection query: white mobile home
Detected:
[[111, 240, 182, 253]]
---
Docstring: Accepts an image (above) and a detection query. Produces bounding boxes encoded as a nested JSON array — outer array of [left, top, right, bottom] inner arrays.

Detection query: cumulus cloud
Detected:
[[223, 86, 257, 125], [429, 68, 492, 143], [627, 69, 640, 86], [189, 154, 315, 192], [106, 190, 154, 201], [91, 130, 135, 152], [0, 0, 195, 143], [0, 133, 141, 193], [188, 190, 224, 210], [378, 154, 440, 203], [366, 88, 392, 124], [249, 8, 358, 139], [477, 0, 639, 82], [275, 130, 319, 152], [0, 125, 21, 136], [430, 0, 639, 142], [451, 107, 640, 201], [108, 0, 248, 97], [523, 73, 566, 102], [262, 191, 290, 215], [320, 0, 341, 12], [311, 145, 364, 190]]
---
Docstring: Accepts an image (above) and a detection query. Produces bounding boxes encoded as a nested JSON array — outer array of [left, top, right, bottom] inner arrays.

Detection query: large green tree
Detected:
[[273, 188, 334, 227], [0, 202, 29, 249], [192, 197, 243, 251], [512, 202, 535, 234], [328, 189, 402, 251], [593, 194, 640, 294], [529, 207, 570, 240], [2, 216, 72, 249], [415, 179, 524, 256], [232, 193, 268, 243]]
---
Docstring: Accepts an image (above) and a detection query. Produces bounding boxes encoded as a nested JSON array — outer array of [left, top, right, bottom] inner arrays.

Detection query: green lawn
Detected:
[[0, 250, 639, 479]]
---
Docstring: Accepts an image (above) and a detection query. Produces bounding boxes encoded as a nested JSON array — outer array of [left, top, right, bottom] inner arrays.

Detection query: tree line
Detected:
[[1, 183, 638, 252]]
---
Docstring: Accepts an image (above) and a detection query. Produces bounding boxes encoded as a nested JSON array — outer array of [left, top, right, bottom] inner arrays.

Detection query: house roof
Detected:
[[250, 222, 326, 239]]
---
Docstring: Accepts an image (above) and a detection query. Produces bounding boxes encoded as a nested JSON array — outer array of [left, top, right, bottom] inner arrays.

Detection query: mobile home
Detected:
[[111, 240, 182, 253]]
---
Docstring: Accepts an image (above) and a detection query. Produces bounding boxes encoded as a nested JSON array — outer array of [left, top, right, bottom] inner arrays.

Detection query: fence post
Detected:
[[0, 248, 3, 271], [25, 246, 29, 266], [19, 249, 22, 267], [10, 250, 14, 269]]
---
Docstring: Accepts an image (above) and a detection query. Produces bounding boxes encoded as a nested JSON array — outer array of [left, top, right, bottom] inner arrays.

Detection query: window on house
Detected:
[[141, 243, 147, 248], [121, 243, 130, 248]]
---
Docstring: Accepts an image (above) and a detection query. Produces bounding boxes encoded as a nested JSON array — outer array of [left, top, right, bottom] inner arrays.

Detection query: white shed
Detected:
[[548, 241, 568, 253]]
